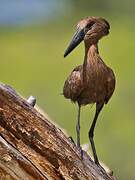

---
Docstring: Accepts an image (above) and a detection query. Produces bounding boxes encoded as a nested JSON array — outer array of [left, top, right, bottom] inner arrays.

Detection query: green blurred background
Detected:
[[0, 0, 135, 179]]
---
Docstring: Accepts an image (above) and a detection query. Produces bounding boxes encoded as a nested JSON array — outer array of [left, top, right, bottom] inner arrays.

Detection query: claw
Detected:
[[77, 146, 83, 160]]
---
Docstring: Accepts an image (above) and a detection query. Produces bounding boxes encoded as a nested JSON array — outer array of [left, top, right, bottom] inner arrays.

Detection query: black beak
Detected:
[[64, 28, 85, 57]]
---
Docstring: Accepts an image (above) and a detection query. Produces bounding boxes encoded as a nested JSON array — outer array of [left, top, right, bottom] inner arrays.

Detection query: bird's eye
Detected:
[[86, 21, 95, 29], [86, 24, 92, 29]]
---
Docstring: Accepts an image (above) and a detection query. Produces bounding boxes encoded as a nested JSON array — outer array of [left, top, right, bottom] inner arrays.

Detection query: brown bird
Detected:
[[63, 17, 115, 165]]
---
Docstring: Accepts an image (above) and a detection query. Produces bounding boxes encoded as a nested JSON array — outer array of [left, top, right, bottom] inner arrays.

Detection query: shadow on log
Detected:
[[0, 83, 116, 180]]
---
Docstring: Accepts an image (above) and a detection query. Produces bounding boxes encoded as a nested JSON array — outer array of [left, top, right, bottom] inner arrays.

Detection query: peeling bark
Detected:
[[0, 83, 116, 180]]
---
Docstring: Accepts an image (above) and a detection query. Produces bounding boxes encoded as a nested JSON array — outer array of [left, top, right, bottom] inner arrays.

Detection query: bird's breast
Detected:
[[78, 63, 114, 105]]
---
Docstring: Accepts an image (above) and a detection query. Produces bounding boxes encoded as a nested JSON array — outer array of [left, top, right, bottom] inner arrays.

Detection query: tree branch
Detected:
[[0, 83, 116, 180]]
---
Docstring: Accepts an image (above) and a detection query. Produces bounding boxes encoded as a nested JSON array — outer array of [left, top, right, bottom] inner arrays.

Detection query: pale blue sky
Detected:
[[0, 0, 67, 25]]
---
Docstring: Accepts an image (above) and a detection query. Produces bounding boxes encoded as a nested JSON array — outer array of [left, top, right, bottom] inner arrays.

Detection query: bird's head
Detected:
[[64, 17, 110, 57]]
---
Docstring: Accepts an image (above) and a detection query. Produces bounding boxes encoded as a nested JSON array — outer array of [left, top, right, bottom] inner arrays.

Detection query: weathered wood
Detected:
[[0, 83, 116, 180]]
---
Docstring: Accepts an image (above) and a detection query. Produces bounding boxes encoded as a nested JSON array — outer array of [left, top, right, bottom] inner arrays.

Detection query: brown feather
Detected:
[[63, 17, 115, 106], [63, 16, 116, 165], [63, 44, 115, 106]]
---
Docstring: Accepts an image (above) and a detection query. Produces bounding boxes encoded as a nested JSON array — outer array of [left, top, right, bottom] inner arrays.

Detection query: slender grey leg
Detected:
[[76, 104, 81, 147], [89, 102, 104, 165]]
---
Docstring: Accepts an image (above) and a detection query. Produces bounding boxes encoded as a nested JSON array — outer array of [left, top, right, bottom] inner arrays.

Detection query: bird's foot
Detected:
[[95, 160, 100, 166], [96, 162, 105, 170], [94, 160, 107, 173], [77, 145, 83, 160]]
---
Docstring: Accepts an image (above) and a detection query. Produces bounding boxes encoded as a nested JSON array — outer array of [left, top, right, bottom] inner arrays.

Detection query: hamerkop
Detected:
[[63, 17, 115, 165]]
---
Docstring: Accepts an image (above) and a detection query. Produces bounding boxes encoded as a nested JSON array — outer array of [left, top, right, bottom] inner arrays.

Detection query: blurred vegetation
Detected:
[[72, 0, 135, 15], [0, 1, 135, 180]]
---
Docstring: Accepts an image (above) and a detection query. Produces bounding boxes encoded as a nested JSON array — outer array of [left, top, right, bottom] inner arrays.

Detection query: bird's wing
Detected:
[[63, 65, 84, 102], [105, 68, 116, 104]]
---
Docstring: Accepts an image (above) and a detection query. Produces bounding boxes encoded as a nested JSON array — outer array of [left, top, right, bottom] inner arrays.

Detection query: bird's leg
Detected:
[[76, 104, 83, 158], [76, 104, 81, 148], [89, 102, 104, 165]]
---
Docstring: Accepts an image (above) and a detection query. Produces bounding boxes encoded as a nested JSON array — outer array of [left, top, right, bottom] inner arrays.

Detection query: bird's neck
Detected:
[[82, 44, 99, 82], [84, 43, 99, 65]]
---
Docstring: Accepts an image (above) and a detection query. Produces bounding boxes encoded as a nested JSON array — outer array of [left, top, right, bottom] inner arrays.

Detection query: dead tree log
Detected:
[[0, 83, 116, 180]]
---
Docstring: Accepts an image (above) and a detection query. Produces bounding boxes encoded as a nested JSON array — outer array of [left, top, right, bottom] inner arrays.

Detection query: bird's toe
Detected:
[[77, 146, 83, 160]]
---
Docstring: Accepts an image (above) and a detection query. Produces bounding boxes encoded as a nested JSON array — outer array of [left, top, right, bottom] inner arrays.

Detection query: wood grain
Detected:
[[0, 83, 116, 180]]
